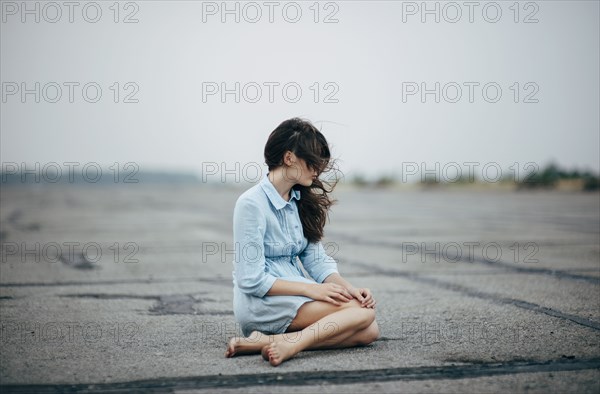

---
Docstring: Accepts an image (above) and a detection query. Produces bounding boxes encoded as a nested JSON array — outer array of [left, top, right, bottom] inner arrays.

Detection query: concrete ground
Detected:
[[0, 183, 599, 393]]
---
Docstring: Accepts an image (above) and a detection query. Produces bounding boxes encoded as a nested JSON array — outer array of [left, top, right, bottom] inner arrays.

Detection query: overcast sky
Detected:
[[2, 0, 598, 181]]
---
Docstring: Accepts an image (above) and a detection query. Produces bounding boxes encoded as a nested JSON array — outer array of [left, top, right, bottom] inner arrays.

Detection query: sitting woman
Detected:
[[225, 117, 379, 366]]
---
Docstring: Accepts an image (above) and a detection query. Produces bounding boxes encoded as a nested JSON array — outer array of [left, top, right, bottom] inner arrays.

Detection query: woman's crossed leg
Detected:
[[225, 299, 379, 366]]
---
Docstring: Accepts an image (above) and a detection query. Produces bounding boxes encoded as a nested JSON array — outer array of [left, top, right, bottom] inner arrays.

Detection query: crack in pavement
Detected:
[[59, 251, 99, 271], [472, 256, 599, 285], [6, 209, 41, 232], [59, 293, 232, 316], [343, 258, 600, 331], [328, 232, 600, 285], [0, 277, 232, 288], [1, 356, 598, 393], [60, 293, 163, 300], [147, 294, 231, 316]]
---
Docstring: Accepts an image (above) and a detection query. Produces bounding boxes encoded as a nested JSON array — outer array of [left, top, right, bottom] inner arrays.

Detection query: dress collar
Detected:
[[260, 172, 301, 210]]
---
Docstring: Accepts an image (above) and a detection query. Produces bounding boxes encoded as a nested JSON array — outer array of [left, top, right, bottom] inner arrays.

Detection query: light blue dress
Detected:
[[232, 172, 339, 337]]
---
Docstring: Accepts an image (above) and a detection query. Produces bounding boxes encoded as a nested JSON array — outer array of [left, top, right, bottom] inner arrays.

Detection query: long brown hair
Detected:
[[264, 118, 340, 243]]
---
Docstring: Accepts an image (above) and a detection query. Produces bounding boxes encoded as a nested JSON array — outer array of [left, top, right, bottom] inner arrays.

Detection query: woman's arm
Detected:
[[299, 242, 376, 308], [266, 279, 312, 297], [233, 198, 278, 297], [266, 278, 353, 306], [323, 272, 354, 289]]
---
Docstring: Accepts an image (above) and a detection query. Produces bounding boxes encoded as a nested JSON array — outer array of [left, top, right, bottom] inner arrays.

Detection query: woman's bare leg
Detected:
[[303, 320, 380, 350], [258, 319, 379, 362], [261, 303, 377, 366], [225, 330, 272, 357], [225, 299, 379, 359], [284, 299, 379, 349], [224, 323, 378, 358]]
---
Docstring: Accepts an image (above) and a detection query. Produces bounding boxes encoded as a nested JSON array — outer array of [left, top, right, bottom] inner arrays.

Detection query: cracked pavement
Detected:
[[1, 184, 599, 393]]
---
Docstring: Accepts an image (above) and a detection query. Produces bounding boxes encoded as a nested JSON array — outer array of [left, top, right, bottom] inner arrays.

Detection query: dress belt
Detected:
[[265, 254, 298, 264]]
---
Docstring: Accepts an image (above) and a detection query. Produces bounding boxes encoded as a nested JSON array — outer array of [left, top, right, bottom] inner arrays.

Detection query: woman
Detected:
[[225, 118, 379, 366]]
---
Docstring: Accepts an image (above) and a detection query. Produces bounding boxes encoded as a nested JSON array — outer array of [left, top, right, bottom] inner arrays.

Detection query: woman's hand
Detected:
[[347, 287, 376, 309], [305, 283, 353, 306]]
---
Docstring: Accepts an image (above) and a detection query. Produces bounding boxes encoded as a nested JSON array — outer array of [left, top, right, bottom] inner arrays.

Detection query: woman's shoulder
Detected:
[[234, 183, 268, 210]]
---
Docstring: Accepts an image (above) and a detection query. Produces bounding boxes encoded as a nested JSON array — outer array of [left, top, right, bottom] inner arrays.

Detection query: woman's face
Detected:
[[285, 153, 318, 186]]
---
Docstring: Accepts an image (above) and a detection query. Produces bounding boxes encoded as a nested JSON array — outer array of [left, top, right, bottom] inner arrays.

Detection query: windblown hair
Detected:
[[264, 118, 340, 243]]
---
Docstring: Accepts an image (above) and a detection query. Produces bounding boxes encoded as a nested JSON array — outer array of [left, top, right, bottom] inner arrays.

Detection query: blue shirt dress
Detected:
[[232, 172, 339, 337]]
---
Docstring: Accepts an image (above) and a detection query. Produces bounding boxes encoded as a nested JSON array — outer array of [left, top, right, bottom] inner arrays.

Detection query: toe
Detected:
[[261, 345, 270, 361]]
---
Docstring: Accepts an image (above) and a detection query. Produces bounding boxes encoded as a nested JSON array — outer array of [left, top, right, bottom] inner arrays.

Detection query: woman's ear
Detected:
[[284, 151, 296, 166]]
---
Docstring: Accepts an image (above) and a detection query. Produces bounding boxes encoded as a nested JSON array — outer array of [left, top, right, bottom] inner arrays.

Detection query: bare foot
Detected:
[[225, 331, 269, 358], [261, 341, 299, 366]]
